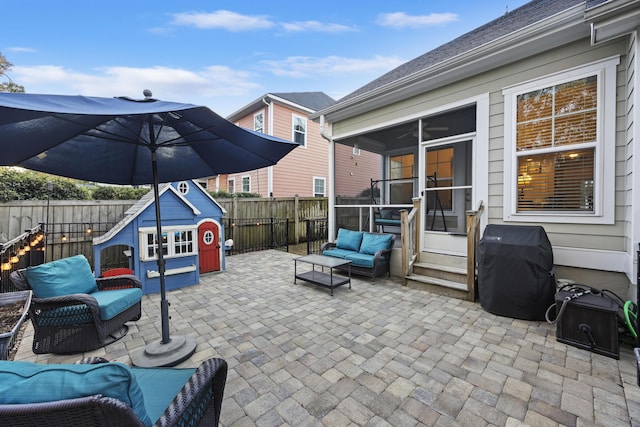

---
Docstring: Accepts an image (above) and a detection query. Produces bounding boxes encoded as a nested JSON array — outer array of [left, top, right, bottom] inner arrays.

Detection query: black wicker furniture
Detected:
[[321, 228, 395, 282], [10, 255, 142, 354], [0, 356, 228, 427]]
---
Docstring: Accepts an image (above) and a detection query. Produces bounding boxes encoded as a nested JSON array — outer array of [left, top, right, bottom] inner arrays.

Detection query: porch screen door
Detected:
[[424, 139, 472, 233]]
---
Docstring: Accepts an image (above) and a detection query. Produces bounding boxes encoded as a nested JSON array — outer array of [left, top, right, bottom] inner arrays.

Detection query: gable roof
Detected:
[[270, 92, 336, 112], [93, 183, 200, 245], [227, 91, 335, 122], [312, 0, 590, 121]]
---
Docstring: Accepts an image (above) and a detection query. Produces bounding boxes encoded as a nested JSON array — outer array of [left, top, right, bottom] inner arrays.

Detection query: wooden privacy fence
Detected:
[[0, 196, 328, 254]]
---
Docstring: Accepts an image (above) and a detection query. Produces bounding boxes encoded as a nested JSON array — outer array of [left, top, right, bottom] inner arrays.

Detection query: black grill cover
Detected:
[[477, 224, 555, 320]]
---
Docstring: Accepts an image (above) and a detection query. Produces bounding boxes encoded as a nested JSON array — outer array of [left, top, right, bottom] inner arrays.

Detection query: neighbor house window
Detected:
[[502, 57, 618, 224], [140, 226, 197, 261], [228, 178, 235, 194], [242, 176, 251, 192], [292, 114, 307, 147], [313, 177, 326, 197], [254, 111, 264, 133]]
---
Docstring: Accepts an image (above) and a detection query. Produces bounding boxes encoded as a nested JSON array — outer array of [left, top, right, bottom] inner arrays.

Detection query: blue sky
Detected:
[[3, 0, 530, 117]]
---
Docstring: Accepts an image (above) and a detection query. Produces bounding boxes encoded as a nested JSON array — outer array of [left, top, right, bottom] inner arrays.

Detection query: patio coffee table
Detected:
[[294, 254, 351, 296]]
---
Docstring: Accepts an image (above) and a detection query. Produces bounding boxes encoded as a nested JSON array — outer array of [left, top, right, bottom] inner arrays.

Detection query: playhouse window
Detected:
[[140, 226, 197, 261]]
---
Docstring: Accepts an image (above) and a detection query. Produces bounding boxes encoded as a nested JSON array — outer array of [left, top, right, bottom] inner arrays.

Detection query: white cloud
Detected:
[[6, 47, 37, 53], [281, 21, 357, 33], [376, 12, 458, 28], [12, 64, 261, 105], [170, 10, 275, 31], [261, 55, 405, 78]]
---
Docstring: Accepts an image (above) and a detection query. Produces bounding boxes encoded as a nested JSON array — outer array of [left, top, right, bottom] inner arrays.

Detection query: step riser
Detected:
[[419, 251, 466, 269], [413, 265, 466, 284], [405, 278, 468, 299]]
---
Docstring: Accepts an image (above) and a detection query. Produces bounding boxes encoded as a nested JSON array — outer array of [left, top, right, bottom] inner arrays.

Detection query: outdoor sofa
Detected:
[[321, 228, 394, 282], [0, 356, 228, 426], [10, 254, 142, 354]]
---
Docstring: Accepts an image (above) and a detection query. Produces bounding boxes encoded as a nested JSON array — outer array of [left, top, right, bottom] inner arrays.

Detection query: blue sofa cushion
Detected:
[[133, 366, 196, 424], [25, 255, 98, 298], [345, 253, 376, 268], [0, 360, 153, 427], [91, 288, 142, 320], [336, 228, 363, 252], [322, 248, 356, 259], [360, 233, 394, 255]]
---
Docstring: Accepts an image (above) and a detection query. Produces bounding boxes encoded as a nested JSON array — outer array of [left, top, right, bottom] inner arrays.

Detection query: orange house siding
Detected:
[[334, 144, 382, 198], [222, 102, 329, 197]]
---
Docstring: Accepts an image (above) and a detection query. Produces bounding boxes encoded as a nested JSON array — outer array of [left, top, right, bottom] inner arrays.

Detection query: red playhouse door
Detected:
[[198, 222, 220, 273]]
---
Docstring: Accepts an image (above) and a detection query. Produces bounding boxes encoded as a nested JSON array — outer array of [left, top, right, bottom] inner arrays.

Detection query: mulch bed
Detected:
[[0, 301, 28, 360]]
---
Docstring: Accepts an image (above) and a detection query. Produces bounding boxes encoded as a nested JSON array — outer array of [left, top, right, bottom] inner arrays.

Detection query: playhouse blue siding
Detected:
[[93, 181, 226, 295]]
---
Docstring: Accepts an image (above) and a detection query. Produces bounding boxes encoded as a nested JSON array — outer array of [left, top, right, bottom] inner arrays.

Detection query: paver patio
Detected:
[[13, 250, 640, 426]]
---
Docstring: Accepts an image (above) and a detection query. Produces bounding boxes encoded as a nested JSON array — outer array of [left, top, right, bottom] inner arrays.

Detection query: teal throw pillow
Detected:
[[336, 228, 364, 252], [24, 255, 98, 298], [0, 360, 153, 427], [360, 233, 393, 255]]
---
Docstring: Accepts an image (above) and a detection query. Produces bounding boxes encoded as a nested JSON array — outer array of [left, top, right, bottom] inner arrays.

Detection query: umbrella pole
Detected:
[[151, 152, 171, 344], [131, 126, 196, 367]]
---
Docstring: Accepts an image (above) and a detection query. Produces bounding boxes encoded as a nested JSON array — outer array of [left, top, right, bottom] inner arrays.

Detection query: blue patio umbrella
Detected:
[[0, 91, 299, 366]]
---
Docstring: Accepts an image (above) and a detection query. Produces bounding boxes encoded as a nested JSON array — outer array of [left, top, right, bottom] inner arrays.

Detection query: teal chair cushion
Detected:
[[132, 366, 196, 424], [25, 255, 98, 298], [336, 228, 363, 252], [91, 288, 142, 320], [344, 253, 376, 268], [322, 248, 355, 259], [0, 360, 153, 427], [359, 233, 394, 255]]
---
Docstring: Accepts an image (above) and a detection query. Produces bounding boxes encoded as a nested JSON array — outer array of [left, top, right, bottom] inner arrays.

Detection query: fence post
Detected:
[[306, 220, 311, 255], [294, 195, 300, 245]]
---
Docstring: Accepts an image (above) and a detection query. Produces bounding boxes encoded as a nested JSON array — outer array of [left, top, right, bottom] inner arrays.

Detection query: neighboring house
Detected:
[[92, 180, 227, 294], [312, 0, 640, 289], [214, 92, 380, 198]]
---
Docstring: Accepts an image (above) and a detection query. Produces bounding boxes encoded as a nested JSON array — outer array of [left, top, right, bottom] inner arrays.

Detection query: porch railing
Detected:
[[465, 201, 484, 301], [400, 198, 421, 279]]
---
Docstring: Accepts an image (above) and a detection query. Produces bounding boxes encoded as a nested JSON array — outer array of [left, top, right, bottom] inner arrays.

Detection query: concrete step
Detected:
[[405, 274, 469, 299]]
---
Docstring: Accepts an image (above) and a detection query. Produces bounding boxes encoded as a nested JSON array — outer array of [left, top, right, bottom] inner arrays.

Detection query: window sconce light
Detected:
[[61, 234, 67, 242]]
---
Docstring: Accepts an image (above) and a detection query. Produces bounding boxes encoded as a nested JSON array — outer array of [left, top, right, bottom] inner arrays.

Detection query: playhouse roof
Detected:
[[93, 183, 201, 245]]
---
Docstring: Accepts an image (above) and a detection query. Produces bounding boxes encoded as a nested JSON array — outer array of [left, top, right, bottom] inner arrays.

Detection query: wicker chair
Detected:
[[10, 267, 142, 354], [0, 357, 228, 427]]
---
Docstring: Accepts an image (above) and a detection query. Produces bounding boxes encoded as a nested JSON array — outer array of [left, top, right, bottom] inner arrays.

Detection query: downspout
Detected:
[[320, 115, 336, 242], [263, 97, 274, 197]]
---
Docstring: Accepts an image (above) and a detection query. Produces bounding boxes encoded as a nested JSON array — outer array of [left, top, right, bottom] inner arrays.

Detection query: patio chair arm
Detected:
[[320, 242, 336, 251], [154, 358, 228, 427], [97, 274, 143, 291]]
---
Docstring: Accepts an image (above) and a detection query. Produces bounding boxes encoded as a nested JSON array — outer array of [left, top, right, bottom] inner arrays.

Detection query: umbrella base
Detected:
[[131, 334, 197, 367]]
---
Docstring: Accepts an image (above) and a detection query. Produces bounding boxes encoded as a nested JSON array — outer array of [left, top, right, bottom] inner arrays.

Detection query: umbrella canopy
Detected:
[[0, 92, 299, 366], [0, 93, 298, 184]]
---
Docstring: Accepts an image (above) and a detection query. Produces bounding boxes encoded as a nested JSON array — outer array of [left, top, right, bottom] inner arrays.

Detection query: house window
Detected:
[[177, 181, 189, 195], [228, 178, 235, 194], [254, 111, 264, 133], [313, 177, 326, 197], [292, 114, 307, 147], [389, 154, 414, 204], [242, 176, 250, 192], [140, 226, 197, 261], [502, 57, 618, 224]]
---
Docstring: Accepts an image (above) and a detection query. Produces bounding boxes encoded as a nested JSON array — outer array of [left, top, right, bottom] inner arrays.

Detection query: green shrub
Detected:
[[0, 169, 90, 202], [91, 186, 150, 200], [208, 190, 261, 198]]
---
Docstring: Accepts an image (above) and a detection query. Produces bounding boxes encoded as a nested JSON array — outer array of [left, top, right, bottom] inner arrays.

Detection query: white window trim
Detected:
[[313, 176, 326, 197], [138, 225, 198, 261], [502, 56, 619, 224], [177, 181, 189, 195], [254, 110, 265, 133], [228, 178, 235, 194], [242, 175, 251, 193], [292, 114, 307, 148]]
